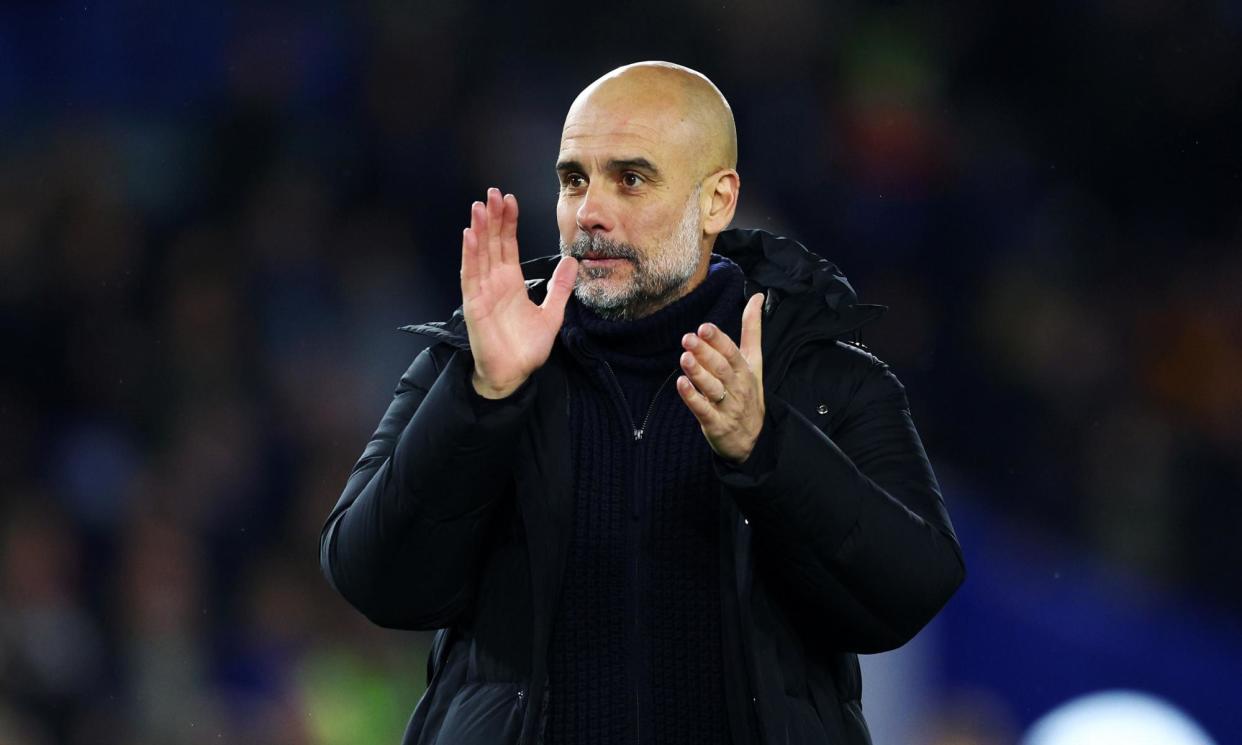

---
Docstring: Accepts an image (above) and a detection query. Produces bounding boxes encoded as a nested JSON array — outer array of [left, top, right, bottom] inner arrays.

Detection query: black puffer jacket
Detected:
[[319, 228, 965, 745]]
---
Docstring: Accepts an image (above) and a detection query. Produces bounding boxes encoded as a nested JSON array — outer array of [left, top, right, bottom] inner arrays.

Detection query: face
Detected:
[[559, 185, 702, 320], [555, 96, 709, 321]]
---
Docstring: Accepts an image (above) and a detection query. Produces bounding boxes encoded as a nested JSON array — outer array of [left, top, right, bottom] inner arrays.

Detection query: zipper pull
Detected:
[[633, 428, 644, 441]]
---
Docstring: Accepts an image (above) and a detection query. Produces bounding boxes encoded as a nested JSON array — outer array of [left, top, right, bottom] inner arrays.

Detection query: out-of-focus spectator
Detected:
[[0, 502, 106, 744], [116, 513, 222, 745]]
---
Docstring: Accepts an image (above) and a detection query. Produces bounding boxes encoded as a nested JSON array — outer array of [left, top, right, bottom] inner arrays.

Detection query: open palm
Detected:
[[461, 188, 579, 398]]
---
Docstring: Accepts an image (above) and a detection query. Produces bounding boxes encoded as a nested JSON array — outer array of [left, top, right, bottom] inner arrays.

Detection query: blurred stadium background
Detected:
[[1, 2, 1240, 743]]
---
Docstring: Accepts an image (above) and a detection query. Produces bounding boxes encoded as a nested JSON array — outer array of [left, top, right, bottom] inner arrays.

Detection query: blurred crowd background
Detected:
[[1, 1, 1239, 744]]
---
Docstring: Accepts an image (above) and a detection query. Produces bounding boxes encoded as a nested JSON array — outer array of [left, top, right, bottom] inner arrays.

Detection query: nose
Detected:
[[575, 182, 615, 235]]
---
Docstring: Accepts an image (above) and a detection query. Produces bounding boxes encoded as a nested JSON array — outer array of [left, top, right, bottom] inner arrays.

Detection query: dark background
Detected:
[[1, 2, 1239, 744]]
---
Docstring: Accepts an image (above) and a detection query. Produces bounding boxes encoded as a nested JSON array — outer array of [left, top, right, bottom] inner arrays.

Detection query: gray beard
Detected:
[[558, 187, 703, 321]]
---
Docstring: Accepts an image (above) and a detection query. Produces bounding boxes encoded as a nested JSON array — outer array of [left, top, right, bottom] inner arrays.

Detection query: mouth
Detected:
[[580, 254, 630, 267]]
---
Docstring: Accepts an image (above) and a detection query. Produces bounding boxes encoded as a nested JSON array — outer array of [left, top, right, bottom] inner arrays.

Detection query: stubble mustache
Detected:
[[562, 233, 641, 264]]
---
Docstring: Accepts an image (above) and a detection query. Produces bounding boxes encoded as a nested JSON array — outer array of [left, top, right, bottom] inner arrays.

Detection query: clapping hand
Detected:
[[460, 188, 579, 398], [675, 293, 766, 462]]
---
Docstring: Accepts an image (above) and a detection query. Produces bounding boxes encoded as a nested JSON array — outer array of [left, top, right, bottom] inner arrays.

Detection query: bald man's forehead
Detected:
[[562, 99, 690, 146], [560, 98, 702, 178]]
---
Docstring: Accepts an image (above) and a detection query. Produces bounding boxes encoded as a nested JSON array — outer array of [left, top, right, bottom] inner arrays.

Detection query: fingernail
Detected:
[[682, 352, 695, 367], [684, 334, 698, 348], [699, 324, 714, 337]]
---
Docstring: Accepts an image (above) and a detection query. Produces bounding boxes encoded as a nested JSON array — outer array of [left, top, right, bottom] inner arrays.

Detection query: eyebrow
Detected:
[[555, 157, 663, 179]]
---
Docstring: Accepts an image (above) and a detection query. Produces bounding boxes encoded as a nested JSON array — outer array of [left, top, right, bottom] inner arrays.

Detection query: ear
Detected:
[[702, 169, 740, 237]]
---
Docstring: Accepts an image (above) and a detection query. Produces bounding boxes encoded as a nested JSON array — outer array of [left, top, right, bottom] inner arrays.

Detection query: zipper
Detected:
[[601, 361, 679, 441], [596, 359, 678, 745], [635, 536, 642, 745]]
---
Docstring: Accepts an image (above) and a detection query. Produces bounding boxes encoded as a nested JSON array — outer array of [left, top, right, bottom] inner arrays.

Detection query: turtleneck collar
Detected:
[[560, 254, 747, 372]]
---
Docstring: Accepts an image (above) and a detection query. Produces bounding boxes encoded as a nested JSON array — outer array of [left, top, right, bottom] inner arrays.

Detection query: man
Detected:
[[320, 61, 964, 745]]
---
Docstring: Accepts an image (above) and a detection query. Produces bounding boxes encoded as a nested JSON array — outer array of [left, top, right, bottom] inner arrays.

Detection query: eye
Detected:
[[621, 171, 644, 188], [562, 173, 586, 191]]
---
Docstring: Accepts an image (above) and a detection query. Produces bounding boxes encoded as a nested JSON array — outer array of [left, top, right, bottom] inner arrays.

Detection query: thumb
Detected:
[[740, 292, 764, 374], [541, 255, 579, 323]]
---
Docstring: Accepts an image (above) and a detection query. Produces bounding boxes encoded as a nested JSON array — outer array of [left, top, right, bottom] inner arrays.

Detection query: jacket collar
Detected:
[[399, 227, 886, 356]]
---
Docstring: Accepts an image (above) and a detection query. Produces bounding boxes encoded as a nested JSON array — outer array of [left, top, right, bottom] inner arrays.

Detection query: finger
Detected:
[[680, 350, 726, 403], [682, 332, 735, 386], [740, 293, 764, 376], [676, 374, 720, 424], [485, 187, 504, 269], [696, 321, 748, 376], [461, 227, 480, 297], [500, 193, 520, 265], [541, 255, 579, 327], [470, 201, 489, 277]]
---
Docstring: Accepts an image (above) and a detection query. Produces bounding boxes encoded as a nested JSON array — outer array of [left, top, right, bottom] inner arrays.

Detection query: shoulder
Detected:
[[774, 339, 904, 435], [395, 342, 463, 395], [784, 338, 895, 395]]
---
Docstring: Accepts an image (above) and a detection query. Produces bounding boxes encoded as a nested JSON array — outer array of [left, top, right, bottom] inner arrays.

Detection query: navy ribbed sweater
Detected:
[[546, 255, 746, 745]]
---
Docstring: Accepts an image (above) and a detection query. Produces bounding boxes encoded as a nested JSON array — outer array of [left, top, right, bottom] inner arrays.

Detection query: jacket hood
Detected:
[[715, 228, 860, 314], [400, 227, 886, 352]]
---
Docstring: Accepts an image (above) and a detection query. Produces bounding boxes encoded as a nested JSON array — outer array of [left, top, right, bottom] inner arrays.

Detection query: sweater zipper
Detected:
[[600, 361, 679, 441], [599, 360, 677, 745]]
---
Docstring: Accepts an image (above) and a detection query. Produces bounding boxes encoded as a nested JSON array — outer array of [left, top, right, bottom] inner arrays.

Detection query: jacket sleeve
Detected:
[[713, 349, 965, 653], [319, 344, 537, 630]]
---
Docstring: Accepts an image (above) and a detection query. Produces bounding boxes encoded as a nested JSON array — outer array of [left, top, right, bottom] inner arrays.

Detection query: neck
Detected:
[[561, 253, 746, 371]]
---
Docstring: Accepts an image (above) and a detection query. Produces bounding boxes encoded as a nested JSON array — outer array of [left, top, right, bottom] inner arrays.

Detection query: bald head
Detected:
[[565, 61, 737, 176], [555, 62, 742, 315]]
